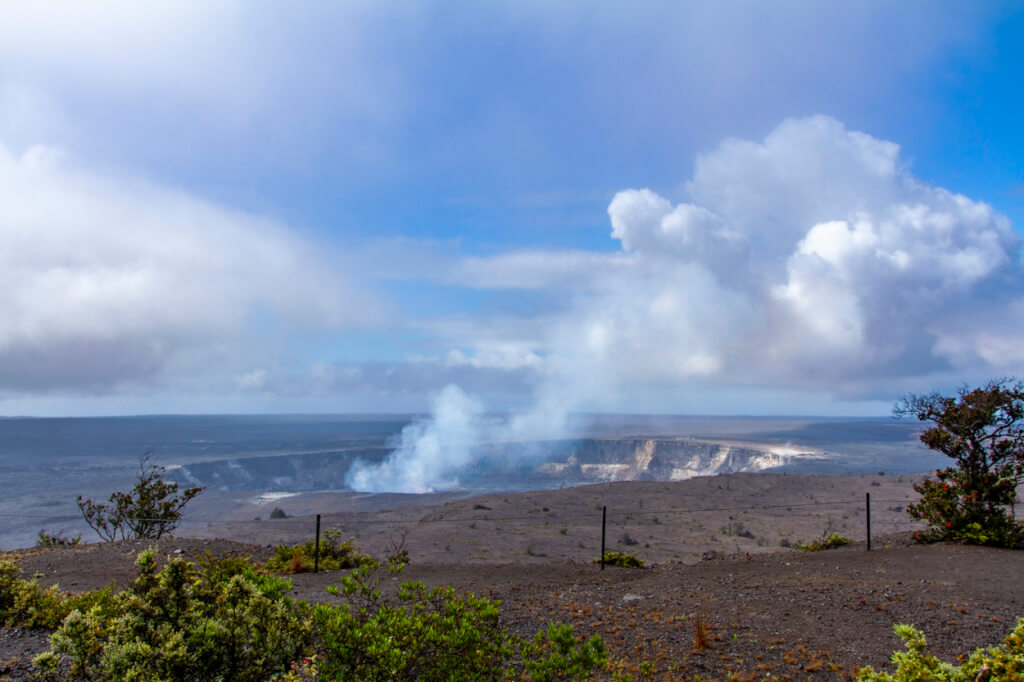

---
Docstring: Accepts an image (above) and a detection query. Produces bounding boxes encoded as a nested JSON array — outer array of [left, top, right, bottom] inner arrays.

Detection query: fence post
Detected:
[[865, 493, 871, 552], [600, 506, 606, 570], [314, 514, 321, 573]]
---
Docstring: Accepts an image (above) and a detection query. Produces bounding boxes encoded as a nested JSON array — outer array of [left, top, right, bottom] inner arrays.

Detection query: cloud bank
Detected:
[[0, 141, 377, 394]]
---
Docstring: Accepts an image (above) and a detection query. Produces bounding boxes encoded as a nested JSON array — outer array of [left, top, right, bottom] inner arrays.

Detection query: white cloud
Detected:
[[443, 116, 1022, 410], [445, 344, 545, 372], [0, 140, 379, 392]]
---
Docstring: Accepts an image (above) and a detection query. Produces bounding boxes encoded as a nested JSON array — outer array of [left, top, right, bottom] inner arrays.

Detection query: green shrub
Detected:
[[76, 454, 203, 541], [265, 528, 373, 573], [269, 507, 288, 519], [798, 532, 851, 551], [314, 559, 608, 680], [36, 531, 82, 548], [857, 618, 1024, 680], [0, 559, 116, 630], [0, 559, 71, 629], [593, 551, 646, 568], [521, 622, 609, 682], [896, 380, 1024, 548], [35, 549, 311, 681], [24, 547, 608, 681]]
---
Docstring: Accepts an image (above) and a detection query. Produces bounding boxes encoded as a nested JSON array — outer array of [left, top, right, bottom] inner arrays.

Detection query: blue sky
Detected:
[[1, 1, 1023, 418]]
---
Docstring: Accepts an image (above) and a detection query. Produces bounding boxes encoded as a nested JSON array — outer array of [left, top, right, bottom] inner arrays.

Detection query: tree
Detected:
[[895, 379, 1024, 547], [77, 455, 204, 541]]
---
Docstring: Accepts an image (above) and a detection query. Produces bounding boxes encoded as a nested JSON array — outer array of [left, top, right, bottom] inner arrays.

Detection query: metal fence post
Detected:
[[314, 514, 321, 573], [865, 493, 871, 552], [600, 506, 606, 570]]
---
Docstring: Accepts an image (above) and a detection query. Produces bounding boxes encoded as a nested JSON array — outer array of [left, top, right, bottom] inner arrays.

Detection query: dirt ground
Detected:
[[3, 473, 1023, 681]]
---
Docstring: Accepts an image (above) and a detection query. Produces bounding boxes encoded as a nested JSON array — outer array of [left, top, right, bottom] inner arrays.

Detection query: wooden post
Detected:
[[314, 514, 321, 573], [865, 493, 871, 552], [600, 506, 607, 570]]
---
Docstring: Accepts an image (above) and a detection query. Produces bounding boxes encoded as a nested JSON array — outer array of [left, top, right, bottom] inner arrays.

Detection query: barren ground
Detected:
[[3, 473, 1023, 681]]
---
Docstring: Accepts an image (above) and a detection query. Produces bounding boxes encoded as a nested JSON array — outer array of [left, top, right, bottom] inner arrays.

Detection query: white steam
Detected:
[[345, 381, 578, 493], [346, 385, 487, 493]]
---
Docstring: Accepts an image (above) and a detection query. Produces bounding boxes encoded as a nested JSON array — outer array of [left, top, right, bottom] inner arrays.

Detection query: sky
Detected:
[[2, 1, 1024, 418]]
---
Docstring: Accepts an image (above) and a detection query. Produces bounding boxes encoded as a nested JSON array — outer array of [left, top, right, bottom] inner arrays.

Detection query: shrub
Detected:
[[314, 559, 608, 680], [521, 622, 608, 681], [797, 532, 851, 551], [36, 531, 82, 548], [269, 507, 288, 519], [315, 561, 514, 680], [594, 551, 646, 568], [25, 548, 609, 681], [76, 454, 203, 541], [0, 559, 116, 630], [35, 549, 311, 681], [264, 529, 373, 574], [895, 379, 1024, 547], [857, 618, 1024, 680]]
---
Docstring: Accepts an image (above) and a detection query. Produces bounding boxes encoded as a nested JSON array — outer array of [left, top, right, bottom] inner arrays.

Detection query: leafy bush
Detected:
[[314, 558, 608, 680], [857, 618, 1024, 680], [797, 532, 851, 551], [21, 546, 608, 681], [269, 507, 288, 519], [0, 559, 116, 630], [76, 454, 204, 541], [895, 380, 1024, 547], [908, 472, 1024, 547], [314, 561, 514, 680], [35, 549, 311, 681], [36, 531, 82, 548], [521, 622, 609, 682], [594, 551, 646, 568], [265, 528, 373, 573]]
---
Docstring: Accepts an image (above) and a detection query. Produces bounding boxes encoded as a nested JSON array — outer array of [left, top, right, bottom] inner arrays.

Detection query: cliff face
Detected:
[[169, 438, 795, 492], [533, 438, 788, 484]]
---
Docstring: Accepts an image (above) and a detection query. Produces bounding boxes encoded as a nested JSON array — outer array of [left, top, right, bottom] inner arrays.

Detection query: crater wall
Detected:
[[168, 438, 805, 492]]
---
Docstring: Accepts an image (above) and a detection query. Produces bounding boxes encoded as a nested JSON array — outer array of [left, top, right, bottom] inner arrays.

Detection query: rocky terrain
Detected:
[[3, 472, 1023, 680]]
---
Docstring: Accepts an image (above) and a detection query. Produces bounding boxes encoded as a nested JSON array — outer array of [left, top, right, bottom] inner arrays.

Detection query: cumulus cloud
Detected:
[[350, 115, 1022, 491], [559, 116, 1018, 393], [0, 140, 379, 392]]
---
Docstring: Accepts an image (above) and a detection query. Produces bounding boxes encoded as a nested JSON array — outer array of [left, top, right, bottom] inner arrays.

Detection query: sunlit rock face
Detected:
[[169, 438, 808, 493], [518, 438, 797, 485]]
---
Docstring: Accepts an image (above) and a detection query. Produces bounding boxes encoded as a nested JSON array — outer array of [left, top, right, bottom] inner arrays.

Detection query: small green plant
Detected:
[[76, 454, 203, 541], [797, 532, 851, 551], [521, 622, 609, 681], [857, 618, 1024, 680], [269, 506, 288, 519], [36, 531, 82, 548], [265, 528, 373, 573], [0, 559, 116, 629], [594, 551, 646, 568]]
